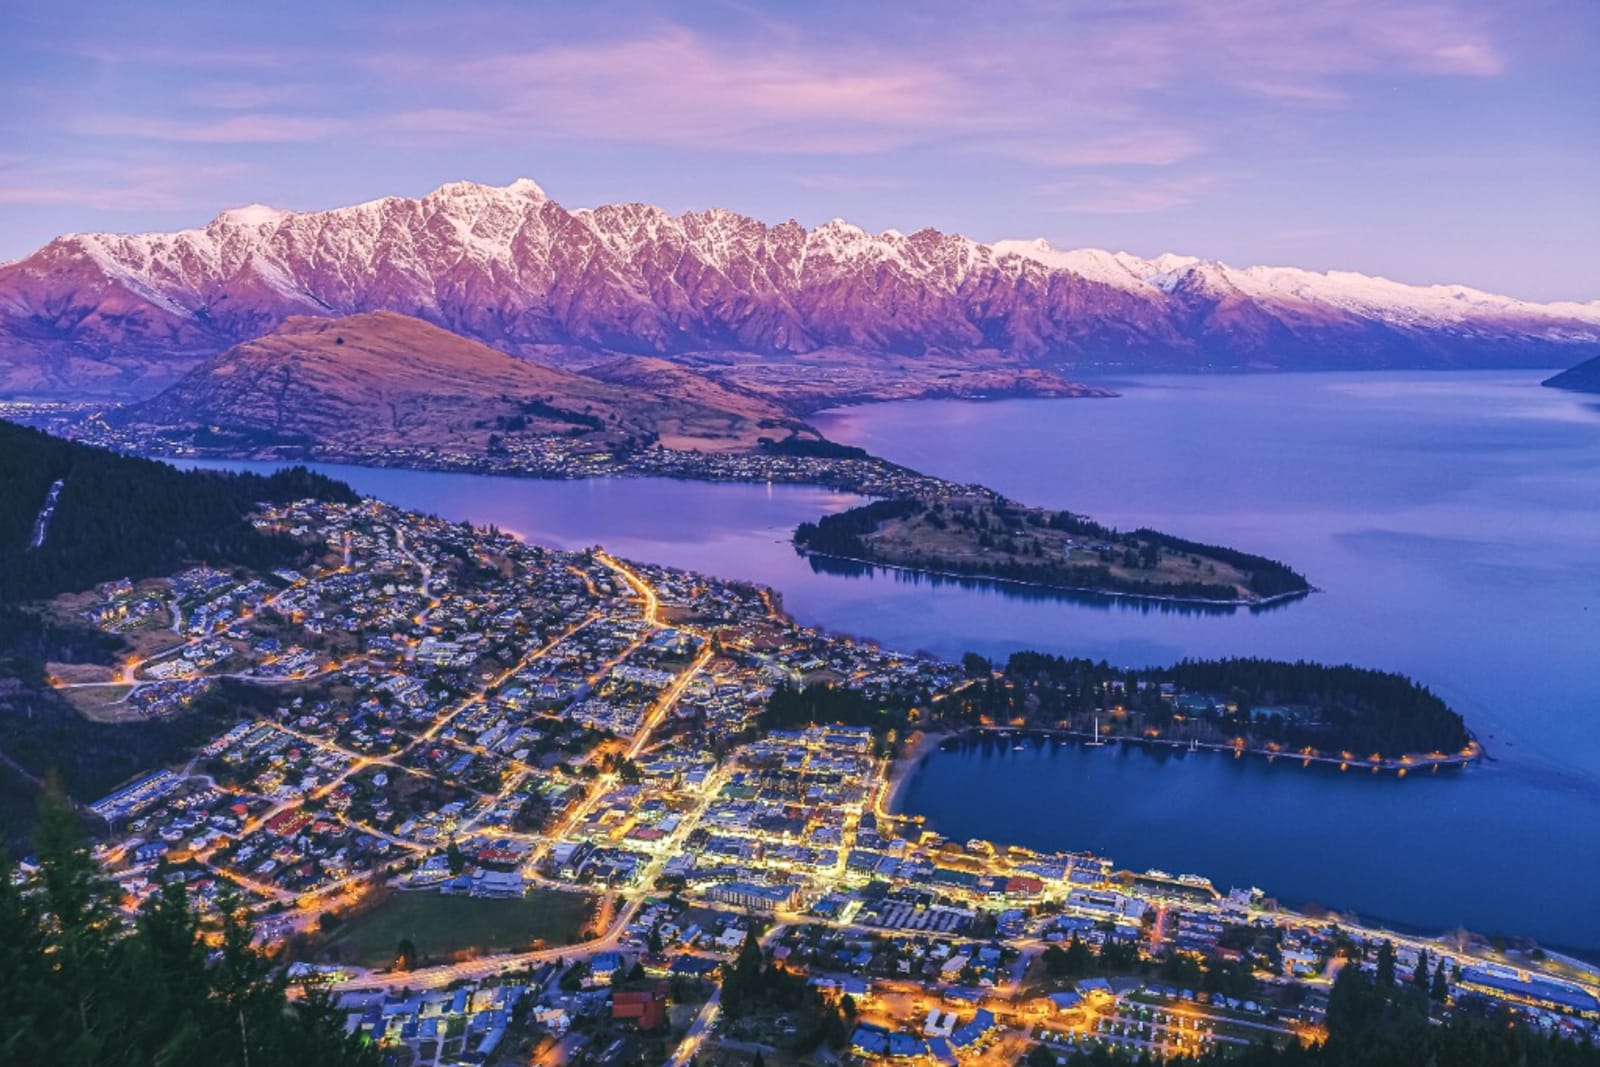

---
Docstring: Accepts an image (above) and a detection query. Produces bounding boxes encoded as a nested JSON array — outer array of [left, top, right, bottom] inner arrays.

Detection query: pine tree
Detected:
[[1431, 961, 1450, 1003], [3, 793, 379, 1067], [1063, 932, 1094, 977], [34, 787, 125, 1063], [1376, 939, 1397, 988], [0, 849, 51, 1064]]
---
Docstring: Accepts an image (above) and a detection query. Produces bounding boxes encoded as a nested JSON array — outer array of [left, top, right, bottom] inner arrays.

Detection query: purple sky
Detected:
[[3, 0, 1596, 301]]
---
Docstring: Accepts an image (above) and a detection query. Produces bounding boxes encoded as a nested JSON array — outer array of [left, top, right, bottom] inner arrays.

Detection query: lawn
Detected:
[[322, 889, 594, 969]]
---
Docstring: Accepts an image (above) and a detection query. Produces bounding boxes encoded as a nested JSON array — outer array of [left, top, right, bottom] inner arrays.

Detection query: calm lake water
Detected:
[[192, 370, 1600, 951]]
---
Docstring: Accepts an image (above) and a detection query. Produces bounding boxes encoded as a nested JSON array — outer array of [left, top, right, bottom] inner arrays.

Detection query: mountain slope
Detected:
[[1542, 353, 1600, 394], [0, 419, 353, 602], [116, 311, 799, 453], [1, 178, 1596, 399]]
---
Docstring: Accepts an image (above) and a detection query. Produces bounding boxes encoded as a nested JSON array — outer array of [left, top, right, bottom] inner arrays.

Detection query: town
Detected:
[[2, 398, 974, 501], [26, 494, 1600, 1066]]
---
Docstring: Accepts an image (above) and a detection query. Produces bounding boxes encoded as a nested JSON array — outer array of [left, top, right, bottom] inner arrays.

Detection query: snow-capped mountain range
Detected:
[[1, 177, 1595, 399]]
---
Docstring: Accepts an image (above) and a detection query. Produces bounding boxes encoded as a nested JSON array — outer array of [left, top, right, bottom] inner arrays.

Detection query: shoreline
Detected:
[[902, 725, 1483, 791], [798, 547, 1313, 610], [879, 728, 952, 820]]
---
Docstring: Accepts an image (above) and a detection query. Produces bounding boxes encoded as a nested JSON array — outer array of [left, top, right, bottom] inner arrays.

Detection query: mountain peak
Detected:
[[214, 203, 290, 228], [427, 177, 548, 203]]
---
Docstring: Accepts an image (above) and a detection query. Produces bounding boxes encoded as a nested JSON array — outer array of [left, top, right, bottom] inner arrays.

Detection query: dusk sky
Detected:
[[3, 0, 1596, 301]]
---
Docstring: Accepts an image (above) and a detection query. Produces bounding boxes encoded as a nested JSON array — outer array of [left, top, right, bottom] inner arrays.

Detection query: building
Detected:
[[590, 952, 624, 984], [612, 984, 669, 1030], [707, 881, 799, 912]]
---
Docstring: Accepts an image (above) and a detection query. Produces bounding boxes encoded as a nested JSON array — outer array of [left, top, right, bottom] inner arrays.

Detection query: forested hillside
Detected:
[[972, 653, 1471, 756], [0, 795, 376, 1066], [0, 421, 355, 602]]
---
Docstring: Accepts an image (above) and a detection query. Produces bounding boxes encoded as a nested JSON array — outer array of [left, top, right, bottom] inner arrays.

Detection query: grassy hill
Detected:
[[116, 310, 813, 455]]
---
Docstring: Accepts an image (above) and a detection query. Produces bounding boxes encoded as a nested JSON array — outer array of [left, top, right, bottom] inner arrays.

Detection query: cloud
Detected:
[[1019, 129, 1207, 168], [1039, 174, 1218, 215], [185, 82, 321, 111], [792, 174, 909, 192], [0, 159, 251, 211], [72, 113, 346, 144], [1171, 0, 1506, 100], [70, 42, 301, 70], [371, 26, 993, 155], [350, 1, 1505, 170]]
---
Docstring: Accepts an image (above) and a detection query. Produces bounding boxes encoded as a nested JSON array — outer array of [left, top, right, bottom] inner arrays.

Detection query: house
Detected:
[[612, 983, 669, 1030], [1046, 991, 1084, 1014], [590, 952, 624, 984], [469, 868, 526, 898], [669, 955, 720, 979]]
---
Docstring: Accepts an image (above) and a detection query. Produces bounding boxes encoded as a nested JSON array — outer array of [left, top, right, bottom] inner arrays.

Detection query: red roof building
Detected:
[[612, 984, 669, 1030]]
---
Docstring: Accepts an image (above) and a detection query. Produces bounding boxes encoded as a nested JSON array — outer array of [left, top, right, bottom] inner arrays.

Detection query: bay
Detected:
[[187, 370, 1600, 950]]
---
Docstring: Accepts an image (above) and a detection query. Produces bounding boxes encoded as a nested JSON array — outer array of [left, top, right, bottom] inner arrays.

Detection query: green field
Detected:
[[321, 889, 594, 969]]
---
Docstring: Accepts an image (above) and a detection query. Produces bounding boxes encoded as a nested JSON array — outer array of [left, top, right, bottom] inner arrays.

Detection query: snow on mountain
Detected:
[[991, 238, 1600, 331], [1, 178, 1596, 399]]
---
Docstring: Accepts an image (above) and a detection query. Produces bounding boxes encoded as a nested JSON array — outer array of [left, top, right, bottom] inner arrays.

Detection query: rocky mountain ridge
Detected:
[[2, 178, 1595, 400]]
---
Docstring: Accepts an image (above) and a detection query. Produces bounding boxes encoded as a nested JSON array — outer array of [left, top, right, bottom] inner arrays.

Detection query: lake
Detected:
[[191, 370, 1600, 951]]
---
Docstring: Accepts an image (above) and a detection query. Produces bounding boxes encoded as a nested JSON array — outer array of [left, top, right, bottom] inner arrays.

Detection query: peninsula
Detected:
[[1543, 353, 1600, 394]]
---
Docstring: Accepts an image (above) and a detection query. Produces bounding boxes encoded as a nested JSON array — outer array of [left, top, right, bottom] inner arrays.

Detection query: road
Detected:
[[27, 478, 64, 549], [667, 924, 788, 1067]]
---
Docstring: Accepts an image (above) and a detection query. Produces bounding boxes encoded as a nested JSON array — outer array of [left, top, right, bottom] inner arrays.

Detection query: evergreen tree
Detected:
[[1376, 939, 1397, 988], [0, 792, 378, 1067], [1430, 962, 1450, 1003], [724, 928, 765, 1018], [1063, 933, 1095, 977]]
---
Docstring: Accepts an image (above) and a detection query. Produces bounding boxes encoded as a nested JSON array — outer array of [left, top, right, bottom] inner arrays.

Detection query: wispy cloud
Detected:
[[1019, 130, 1208, 168], [792, 174, 908, 192], [0, 158, 251, 211], [72, 113, 346, 144], [1039, 174, 1219, 215], [345, 0, 1507, 169], [371, 25, 993, 155]]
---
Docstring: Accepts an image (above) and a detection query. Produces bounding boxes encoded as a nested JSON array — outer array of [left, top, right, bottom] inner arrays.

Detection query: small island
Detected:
[[794, 493, 1310, 606]]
